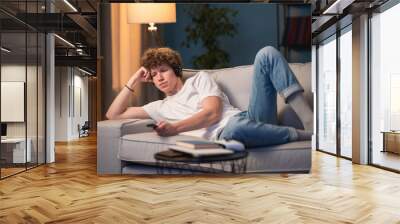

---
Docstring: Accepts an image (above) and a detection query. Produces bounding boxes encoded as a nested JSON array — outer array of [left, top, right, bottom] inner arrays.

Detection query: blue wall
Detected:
[[162, 3, 310, 69]]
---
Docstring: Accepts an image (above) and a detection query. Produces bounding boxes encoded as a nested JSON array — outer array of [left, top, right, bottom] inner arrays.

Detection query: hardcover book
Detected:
[[175, 140, 223, 149], [170, 139, 245, 157]]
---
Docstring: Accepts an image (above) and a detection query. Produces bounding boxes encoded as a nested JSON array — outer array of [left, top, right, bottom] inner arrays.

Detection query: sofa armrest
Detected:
[[97, 119, 153, 175]]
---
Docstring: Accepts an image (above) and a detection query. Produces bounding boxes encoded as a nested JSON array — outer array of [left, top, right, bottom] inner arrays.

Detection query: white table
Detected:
[[1, 138, 31, 163]]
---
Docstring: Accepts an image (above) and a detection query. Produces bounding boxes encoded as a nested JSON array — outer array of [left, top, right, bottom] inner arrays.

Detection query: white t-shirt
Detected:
[[142, 71, 241, 140]]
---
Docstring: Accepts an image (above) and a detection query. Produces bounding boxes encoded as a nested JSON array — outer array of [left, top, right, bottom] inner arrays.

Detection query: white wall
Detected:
[[1, 65, 40, 137], [1, 64, 46, 164], [55, 67, 69, 141], [55, 67, 89, 141], [71, 72, 89, 138]]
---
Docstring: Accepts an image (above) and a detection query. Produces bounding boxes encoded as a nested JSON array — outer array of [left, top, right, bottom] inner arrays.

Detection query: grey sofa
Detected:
[[97, 63, 312, 174]]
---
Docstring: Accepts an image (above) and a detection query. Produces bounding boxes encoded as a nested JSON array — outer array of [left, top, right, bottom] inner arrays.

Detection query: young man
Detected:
[[106, 46, 313, 147]]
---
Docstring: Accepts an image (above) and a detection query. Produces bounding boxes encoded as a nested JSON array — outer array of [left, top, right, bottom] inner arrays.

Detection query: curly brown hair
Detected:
[[140, 47, 183, 77]]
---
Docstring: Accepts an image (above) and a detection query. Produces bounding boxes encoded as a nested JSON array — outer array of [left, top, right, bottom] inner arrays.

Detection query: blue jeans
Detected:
[[218, 46, 303, 147]]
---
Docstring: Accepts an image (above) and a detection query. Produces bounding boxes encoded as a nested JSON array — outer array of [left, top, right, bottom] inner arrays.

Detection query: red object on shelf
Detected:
[[282, 16, 311, 48]]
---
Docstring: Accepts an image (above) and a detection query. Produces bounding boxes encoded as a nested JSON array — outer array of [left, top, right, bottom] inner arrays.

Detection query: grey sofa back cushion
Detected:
[[182, 62, 312, 129]]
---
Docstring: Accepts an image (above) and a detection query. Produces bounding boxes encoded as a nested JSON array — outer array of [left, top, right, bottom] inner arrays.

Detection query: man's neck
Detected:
[[166, 79, 183, 96]]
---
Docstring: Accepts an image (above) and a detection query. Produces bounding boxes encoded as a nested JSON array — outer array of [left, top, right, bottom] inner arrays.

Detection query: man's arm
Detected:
[[106, 67, 152, 120], [107, 107, 150, 120], [155, 96, 223, 136]]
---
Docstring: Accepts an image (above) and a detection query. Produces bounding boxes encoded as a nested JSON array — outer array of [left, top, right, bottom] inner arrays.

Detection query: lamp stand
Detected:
[[147, 23, 163, 47], [139, 24, 165, 104]]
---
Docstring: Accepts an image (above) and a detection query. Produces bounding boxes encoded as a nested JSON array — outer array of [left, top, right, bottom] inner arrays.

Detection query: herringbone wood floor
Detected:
[[1, 135, 400, 224]]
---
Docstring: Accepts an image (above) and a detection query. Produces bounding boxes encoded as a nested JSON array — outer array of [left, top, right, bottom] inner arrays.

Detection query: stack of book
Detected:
[[169, 139, 245, 157]]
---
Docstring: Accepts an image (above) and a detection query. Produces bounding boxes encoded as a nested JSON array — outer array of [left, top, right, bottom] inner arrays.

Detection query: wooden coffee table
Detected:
[[154, 150, 248, 174]]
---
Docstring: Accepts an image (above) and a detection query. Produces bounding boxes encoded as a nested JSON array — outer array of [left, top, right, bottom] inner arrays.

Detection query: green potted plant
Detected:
[[182, 4, 238, 69]]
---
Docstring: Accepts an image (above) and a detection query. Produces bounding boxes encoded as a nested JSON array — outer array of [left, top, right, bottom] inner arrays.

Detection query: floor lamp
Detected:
[[127, 3, 176, 47]]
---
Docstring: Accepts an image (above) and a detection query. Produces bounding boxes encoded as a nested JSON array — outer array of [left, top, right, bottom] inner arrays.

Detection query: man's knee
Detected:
[[255, 46, 280, 60]]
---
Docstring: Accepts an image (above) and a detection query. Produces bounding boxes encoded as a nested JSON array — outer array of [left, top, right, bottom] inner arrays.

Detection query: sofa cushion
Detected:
[[183, 62, 312, 129], [119, 132, 311, 173], [246, 141, 311, 173], [277, 63, 312, 129], [119, 132, 205, 162], [183, 65, 253, 111]]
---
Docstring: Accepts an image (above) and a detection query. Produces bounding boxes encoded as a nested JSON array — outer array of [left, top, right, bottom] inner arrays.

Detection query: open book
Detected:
[[170, 139, 245, 157]]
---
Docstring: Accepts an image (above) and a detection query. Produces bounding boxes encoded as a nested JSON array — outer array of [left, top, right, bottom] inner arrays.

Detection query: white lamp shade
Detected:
[[127, 3, 176, 24]]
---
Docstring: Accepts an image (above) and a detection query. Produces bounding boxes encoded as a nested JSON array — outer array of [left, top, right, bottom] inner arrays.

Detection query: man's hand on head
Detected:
[[154, 121, 179, 137]]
